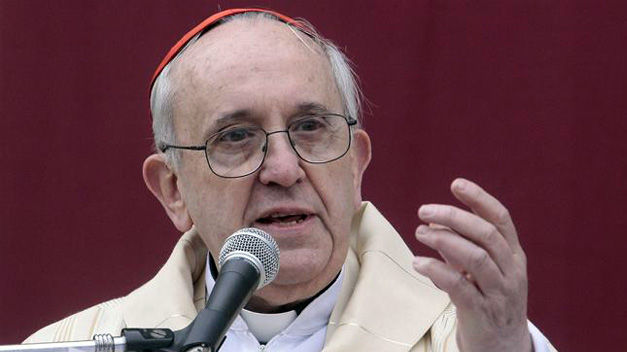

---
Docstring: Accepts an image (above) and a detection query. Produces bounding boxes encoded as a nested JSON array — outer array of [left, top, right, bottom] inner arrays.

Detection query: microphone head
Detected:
[[218, 228, 280, 289]]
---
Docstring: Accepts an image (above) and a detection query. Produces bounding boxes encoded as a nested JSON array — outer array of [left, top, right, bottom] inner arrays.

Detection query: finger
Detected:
[[418, 204, 515, 274], [412, 256, 481, 309], [427, 225, 458, 268], [420, 226, 469, 272], [450, 178, 522, 253], [415, 225, 503, 293]]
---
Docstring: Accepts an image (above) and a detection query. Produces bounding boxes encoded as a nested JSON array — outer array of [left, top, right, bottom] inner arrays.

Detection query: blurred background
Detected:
[[2, 1, 626, 350]]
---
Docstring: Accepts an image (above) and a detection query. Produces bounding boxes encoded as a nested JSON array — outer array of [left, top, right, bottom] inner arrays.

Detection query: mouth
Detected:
[[254, 213, 312, 227]]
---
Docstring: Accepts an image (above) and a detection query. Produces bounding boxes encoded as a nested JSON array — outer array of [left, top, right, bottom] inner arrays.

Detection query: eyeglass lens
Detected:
[[206, 115, 351, 177]]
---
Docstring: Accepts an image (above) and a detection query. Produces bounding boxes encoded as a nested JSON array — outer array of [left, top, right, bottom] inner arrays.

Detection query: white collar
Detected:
[[205, 255, 344, 344], [239, 308, 297, 343]]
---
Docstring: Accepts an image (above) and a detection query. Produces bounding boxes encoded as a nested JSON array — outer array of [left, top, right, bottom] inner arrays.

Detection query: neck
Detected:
[[208, 253, 341, 314], [244, 272, 341, 314]]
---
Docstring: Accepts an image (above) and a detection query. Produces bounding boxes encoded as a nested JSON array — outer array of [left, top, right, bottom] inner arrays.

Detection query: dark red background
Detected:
[[2, 1, 626, 350]]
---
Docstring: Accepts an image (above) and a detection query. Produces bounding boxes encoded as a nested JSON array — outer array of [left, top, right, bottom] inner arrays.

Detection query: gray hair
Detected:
[[150, 12, 363, 167]]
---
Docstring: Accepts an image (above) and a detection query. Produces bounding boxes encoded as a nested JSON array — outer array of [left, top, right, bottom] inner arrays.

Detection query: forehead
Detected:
[[170, 18, 342, 140]]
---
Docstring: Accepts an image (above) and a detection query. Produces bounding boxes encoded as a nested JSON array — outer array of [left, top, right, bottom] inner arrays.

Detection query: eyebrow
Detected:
[[295, 102, 334, 115], [201, 110, 253, 141], [213, 110, 252, 129]]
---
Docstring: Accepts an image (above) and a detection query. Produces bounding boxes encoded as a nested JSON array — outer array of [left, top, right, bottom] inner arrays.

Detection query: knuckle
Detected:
[[483, 224, 499, 243], [502, 279, 516, 295], [503, 276, 526, 297], [443, 206, 456, 221], [495, 207, 511, 226], [504, 265, 528, 291], [518, 250, 528, 266], [430, 234, 443, 248], [469, 249, 490, 270], [452, 273, 468, 291]]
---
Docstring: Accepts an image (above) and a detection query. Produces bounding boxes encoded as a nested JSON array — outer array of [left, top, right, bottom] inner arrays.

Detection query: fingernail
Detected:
[[419, 205, 435, 217], [454, 179, 466, 191], [415, 225, 428, 236]]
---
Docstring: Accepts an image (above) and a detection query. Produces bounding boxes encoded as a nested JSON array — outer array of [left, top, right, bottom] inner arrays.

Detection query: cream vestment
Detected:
[[25, 202, 556, 351]]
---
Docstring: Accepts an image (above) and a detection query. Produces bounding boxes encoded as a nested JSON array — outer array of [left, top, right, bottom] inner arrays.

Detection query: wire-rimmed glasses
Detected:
[[158, 113, 358, 178]]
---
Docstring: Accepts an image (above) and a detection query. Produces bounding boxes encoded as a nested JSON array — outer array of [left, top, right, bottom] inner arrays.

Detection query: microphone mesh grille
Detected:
[[218, 228, 280, 287]]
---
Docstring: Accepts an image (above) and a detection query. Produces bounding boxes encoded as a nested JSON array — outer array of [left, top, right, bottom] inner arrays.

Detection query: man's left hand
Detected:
[[412, 178, 532, 352]]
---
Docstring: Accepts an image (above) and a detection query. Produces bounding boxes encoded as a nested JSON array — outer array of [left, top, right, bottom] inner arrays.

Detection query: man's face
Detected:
[[168, 19, 369, 311]]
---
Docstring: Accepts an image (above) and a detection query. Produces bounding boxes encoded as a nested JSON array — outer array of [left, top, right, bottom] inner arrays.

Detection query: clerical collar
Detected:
[[239, 307, 297, 344], [205, 255, 344, 344]]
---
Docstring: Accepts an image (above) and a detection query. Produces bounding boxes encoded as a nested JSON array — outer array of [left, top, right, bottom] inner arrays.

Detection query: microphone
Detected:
[[178, 227, 280, 351], [1, 228, 279, 352]]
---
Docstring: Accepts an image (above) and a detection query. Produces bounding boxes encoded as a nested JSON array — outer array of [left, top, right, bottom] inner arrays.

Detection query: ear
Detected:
[[143, 154, 193, 232], [350, 129, 372, 208]]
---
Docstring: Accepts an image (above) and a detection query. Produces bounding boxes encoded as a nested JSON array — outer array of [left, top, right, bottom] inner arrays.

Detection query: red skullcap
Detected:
[[150, 8, 306, 92]]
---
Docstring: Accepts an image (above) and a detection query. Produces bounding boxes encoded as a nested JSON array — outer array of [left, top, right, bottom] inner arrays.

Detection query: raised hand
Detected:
[[413, 178, 532, 352]]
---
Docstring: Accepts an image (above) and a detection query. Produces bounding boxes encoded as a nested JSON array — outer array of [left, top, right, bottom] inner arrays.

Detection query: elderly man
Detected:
[[26, 8, 556, 352]]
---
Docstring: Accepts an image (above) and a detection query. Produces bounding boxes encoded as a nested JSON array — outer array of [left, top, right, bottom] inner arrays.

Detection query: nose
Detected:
[[258, 131, 305, 187]]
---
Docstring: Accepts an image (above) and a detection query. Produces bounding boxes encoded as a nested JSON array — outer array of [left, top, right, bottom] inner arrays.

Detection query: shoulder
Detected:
[[23, 229, 207, 344], [23, 298, 126, 344]]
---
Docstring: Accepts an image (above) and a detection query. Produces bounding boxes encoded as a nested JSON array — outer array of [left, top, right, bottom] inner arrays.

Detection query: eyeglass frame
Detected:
[[158, 113, 359, 179]]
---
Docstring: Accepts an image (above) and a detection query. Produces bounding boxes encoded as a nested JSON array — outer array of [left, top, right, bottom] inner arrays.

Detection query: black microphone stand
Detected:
[[0, 309, 228, 352]]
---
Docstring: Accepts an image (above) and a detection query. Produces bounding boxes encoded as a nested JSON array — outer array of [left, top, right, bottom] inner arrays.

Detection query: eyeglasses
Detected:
[[159, 113, 358, 178]]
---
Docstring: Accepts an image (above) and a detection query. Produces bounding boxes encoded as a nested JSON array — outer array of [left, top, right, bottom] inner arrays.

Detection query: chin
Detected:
[[273, 249, 333, 284], [271, 263, 323, 286]]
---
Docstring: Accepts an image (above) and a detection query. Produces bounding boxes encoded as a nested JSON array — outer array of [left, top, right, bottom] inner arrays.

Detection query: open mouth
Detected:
[[255, 213, 310, 226]]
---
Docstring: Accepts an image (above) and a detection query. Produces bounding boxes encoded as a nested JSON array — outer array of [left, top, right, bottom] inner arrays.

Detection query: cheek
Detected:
[[322, 162, 359, 221], [311, 160, 359, 247], [179, 165, 254, 257]]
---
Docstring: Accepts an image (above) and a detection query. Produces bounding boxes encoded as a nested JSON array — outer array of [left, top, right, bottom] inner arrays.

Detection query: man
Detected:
[[26, 8, 556, 351]]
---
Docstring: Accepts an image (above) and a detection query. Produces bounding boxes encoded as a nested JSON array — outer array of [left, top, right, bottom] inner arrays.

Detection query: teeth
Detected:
[[257, 214, 308, 225], [270, 213, 298, 218]]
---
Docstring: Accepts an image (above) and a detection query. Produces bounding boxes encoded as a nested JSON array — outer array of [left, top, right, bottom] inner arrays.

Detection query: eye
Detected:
[[291, 116, 326, 132], [217, 127, 256, 143]]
